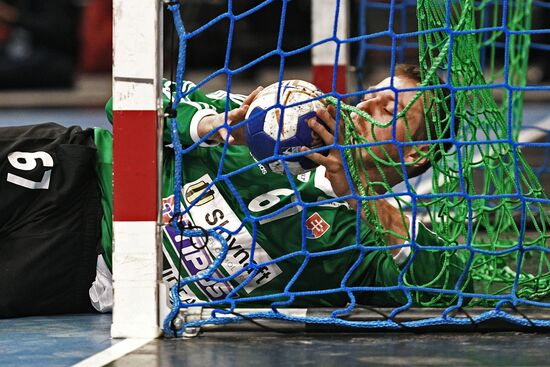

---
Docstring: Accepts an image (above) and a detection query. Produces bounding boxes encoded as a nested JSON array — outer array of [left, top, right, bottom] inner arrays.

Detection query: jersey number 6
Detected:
[[7, 151, 54, 190]]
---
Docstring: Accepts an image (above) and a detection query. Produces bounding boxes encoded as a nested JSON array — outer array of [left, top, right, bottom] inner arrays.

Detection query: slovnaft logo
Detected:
[[163, 222, 234, 301], [183, 174, 282, 293]]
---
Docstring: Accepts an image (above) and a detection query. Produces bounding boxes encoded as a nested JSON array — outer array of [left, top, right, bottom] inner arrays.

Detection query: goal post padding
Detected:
[[111, 0, 164, 339]]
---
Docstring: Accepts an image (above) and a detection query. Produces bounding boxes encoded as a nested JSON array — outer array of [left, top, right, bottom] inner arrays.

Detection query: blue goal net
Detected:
[[161, 0, 550, 336]]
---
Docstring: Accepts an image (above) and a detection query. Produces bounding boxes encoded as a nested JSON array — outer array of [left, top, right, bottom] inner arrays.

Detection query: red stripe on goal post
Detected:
[[113, 110, 158, 221], [313, 64, 347, 94]]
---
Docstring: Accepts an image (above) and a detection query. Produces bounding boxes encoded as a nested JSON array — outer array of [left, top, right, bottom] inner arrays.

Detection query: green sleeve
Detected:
[[93, 128, 114, 269], [359, 223, 473, 307], [403, 223, 474, 306], [104, 79, 245, 146], [162, 80, 244, 145], [105, 98, 113, 124]]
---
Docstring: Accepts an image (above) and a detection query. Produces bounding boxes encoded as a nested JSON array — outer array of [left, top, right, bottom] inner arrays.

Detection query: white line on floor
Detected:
[[71, 337, 154, 367]]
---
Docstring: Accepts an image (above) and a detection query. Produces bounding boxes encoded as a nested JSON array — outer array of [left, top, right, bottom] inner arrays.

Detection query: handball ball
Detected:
[[245, 80, 327, 175]]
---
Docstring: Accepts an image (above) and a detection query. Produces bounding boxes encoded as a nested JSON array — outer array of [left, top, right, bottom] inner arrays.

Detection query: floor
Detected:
[[108, 332, 550, 367], [3, 313, 550, 367], [0, 314, 117, 367]]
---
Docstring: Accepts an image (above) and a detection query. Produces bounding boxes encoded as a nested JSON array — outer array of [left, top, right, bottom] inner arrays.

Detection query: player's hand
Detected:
[[197, 86, 263, 145], [301, 105, 353, 198], [304, 106, 410, 249]]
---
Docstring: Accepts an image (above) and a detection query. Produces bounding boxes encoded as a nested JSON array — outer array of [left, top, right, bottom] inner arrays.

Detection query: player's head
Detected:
[[353, 64, 453, 186]]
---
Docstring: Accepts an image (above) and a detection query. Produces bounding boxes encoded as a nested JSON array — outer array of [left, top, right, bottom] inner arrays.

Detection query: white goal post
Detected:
[[111, 0, 164, 338]]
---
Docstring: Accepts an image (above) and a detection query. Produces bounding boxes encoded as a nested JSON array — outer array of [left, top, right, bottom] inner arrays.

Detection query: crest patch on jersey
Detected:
[[305, 212, 330, 239]]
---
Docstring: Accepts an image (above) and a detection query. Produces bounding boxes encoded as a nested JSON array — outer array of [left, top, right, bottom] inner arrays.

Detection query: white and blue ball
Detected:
[[245, 80, 326, 175]]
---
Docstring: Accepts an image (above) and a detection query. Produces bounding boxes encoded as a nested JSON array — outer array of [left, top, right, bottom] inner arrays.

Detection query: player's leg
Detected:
[[0, 123, 102, 317]]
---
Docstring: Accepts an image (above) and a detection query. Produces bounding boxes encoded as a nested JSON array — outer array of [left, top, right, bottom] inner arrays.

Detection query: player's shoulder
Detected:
[[206, 90, 247, 105], [162, 79, 198, 98], [414, 221, 448, 247], [0, 123, 89, 141]]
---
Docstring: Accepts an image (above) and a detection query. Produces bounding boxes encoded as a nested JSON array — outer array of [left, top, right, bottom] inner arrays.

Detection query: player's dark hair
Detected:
[[394, 63, 455, 178]]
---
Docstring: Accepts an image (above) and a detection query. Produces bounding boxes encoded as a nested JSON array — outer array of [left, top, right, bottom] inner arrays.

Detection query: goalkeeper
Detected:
[[0, 65, 472, 317], [101, 64, 472, 311]]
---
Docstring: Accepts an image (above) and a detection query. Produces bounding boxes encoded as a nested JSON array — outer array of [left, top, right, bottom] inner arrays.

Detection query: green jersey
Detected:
[[101, 80, 472, 308]]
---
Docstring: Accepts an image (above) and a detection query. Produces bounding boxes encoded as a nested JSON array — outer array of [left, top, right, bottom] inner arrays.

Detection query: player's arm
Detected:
[[192, 86, 262, 145], [302, 105, 409, 254], [305, 106, 474, 299], [104, 80, 261, 146], [369, 223, 474, 306], [161, 80, 261, 146], [409, 223, 474, 298]]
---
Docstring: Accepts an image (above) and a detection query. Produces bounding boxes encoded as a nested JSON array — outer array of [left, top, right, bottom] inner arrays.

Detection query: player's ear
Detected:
[[404, 144, 430, 169]]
